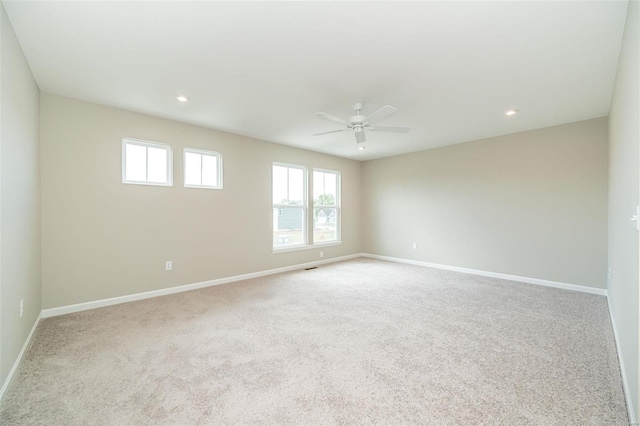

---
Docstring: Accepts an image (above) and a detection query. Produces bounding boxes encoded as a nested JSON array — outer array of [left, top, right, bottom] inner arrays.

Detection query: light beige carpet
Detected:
[[0, 258, 629, 425]]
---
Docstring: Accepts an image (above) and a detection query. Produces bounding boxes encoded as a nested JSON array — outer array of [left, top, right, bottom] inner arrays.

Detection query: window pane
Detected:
[[273, 165, 288, 204], [185, 152, 202, 186], [125, 144, 146, 181], [314, 171, 336, 206], [273, 207, 304, 247], [147, 147, 168, 183], [313, 171, 324, 205], [288, 167, 304, 205], [324, 173, 337, 199], [314, 207, 337, 242], [201, 154, 218, 187]]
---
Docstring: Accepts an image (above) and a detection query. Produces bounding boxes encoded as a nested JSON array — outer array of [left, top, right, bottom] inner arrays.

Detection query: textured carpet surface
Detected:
[[0, 258, 629, 425]]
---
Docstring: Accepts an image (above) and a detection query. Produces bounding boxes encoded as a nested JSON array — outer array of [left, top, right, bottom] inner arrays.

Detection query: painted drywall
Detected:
[[608, 0, 639, 420], [362, 118, 608, 289], [40, 94, 361, 309], [0, 4, 41, 387]]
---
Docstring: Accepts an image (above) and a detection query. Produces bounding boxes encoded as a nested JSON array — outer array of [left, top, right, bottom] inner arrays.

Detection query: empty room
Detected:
[[0, 0, 639, 424]]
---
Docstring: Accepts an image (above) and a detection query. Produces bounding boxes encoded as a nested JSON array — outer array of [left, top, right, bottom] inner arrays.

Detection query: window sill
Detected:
[[272, 241, 342, 254], [184, 184, 223, 190], [122, 180, 173, 187]]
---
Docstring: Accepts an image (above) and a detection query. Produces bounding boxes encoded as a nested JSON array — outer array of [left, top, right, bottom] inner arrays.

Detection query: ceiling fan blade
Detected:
[[312, 129, 348, 136], [316, 112, 346, 125], [364, 105, 397, 124], [368, 126, 410, 133], [355, 130, 366, 143]]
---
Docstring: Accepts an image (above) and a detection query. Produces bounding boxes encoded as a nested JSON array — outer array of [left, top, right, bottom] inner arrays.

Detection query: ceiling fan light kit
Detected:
[[313, 102, 410, 148]]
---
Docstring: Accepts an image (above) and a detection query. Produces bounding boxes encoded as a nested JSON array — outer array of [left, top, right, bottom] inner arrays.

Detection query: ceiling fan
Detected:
[[313, 102, 410, 144]]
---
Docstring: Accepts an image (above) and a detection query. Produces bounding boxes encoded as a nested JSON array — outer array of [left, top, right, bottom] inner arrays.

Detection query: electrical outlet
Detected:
[[165, 261, 172, 271], [320, 251, 324, 258], [412, 242, 417, 250], [20, 299, 24, 318]]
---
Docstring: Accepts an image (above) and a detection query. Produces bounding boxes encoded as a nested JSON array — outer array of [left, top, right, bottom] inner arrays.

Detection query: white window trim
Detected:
[[122, 138, 173, 186], [273, 241, 341, 254], [272, 165, 343, 254], [312, 168, 341, 245], [272, 162, 307, 251], [183, 147, 223, 190]]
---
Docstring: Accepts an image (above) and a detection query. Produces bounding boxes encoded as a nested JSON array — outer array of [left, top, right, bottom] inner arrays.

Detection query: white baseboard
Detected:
[[361, 253, 607, 296], [40, 252, 606, 318], [608, 297, 637, 425], [41, 253, 363, 318], [0, 312, 42, 402]]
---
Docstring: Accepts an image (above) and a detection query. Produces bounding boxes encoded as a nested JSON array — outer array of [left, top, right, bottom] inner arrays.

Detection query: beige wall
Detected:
[[608, 0, 639, 420], [40, 94, 361, 309], [0, 4, 41, 387], [362, 118, 608, 289]]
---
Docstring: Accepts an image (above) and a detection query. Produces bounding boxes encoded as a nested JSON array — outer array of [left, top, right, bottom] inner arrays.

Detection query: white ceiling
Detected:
[[4, 1, 628, 161]]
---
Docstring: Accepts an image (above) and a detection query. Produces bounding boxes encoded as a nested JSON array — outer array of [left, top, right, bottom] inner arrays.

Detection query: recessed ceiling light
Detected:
[[358, 146, 366, 151], [505, 109, 518, 116], [176, 95, 189, 102]]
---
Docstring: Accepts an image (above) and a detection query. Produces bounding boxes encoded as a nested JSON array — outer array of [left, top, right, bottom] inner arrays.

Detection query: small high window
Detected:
[[122, 139, 172, 186], [184, 148, 223, 189]]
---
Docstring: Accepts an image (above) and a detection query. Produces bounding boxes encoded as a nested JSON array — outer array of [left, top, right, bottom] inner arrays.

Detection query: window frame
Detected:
[[183, 147, 223, 190], [312, 168, 341, 245], [272, 162, 308, 252], [122, 138, 173, 186]]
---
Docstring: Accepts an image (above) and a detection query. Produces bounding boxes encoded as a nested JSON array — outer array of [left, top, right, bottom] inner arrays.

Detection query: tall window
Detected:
[[273, 164, 306, 249], [184, 148, 223, 189], [122, 138, 172, 186], [313, 169, 340, 243]]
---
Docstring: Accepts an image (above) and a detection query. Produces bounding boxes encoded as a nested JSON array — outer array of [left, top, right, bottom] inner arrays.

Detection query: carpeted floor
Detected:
[[0, 258, 629, 425]]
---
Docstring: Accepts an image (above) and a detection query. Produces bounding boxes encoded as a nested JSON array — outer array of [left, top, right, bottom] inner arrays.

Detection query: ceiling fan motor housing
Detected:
[[349, 115, 368, 126]]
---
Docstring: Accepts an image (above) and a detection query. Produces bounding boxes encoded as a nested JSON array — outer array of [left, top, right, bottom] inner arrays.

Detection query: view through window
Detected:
[[313, 170, 340, 243], [272, 164, 306, 248]]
